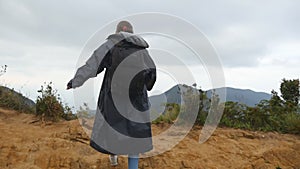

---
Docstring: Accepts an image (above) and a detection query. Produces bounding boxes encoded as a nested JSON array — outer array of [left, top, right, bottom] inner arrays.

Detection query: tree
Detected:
[[269, 90, 284, 113], [280, 79, 299, 112], [179, 85, 200, 125], [196, 89, 209, 125]]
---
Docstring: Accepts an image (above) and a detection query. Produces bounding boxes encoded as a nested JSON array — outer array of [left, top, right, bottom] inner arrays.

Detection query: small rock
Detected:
[[243, 133, 255, 139], [181, 160, 191, 168]]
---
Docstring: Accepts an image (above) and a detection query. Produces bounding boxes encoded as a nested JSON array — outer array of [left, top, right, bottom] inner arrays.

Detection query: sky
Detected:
[[0, 0, 299, 109]]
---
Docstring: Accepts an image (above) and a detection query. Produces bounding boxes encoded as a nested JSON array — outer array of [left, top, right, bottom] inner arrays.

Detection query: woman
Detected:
[[67, 21, 156, 169]]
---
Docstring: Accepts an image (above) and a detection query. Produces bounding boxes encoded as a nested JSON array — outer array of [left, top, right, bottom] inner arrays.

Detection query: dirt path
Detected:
[[0, 108, 299, 169]]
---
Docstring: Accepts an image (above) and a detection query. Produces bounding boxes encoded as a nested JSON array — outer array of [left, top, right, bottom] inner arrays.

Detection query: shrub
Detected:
[[62, 103, 77, 121], [77, 103, 94, 119], [36, 82, 76, 122], [284, 112, 300, 134], [152, 103, 180, 124]]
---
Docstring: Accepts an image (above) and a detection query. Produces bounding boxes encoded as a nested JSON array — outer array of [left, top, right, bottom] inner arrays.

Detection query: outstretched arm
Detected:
[[67, 40, 113, 89]]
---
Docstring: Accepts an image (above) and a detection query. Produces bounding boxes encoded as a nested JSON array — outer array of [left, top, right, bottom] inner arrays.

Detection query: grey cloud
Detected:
[[1, 0, 300, 70], [0, 0, 122, 47], [1, 0, 299, 108]]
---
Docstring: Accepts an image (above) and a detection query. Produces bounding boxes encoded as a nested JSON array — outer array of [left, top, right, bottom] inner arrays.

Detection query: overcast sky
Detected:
[[0, 0, 299, 109]]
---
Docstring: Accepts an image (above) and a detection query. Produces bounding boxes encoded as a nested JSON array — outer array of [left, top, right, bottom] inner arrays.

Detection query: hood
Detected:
[[107, 32, 149, 48]]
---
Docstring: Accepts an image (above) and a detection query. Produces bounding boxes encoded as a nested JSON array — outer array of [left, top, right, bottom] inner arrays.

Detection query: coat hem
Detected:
[[90, 139, 153, 155]]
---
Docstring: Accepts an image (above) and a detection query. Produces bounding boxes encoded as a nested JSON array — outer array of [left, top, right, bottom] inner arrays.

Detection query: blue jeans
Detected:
[[128, 155, 139, 169]]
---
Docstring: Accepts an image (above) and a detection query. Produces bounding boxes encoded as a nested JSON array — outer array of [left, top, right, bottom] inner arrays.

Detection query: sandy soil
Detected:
[[0, 108, 299, 169]]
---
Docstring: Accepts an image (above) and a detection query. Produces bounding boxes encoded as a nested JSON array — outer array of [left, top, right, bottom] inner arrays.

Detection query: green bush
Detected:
[[36, 82, 76, 122], [193, 85, 300, 134], [62, 103, 77, 121], [284, 112, 300, 134], [152, 103, 180, 124]]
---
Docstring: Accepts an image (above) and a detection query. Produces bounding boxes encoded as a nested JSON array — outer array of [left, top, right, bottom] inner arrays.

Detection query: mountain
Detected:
[[87, 85, 272, 115], [206, 87, 271, 107], [149, 85, 271, 113]]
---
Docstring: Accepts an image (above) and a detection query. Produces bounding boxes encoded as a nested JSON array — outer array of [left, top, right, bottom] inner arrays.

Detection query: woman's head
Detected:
[[115, 20, 133, 33]]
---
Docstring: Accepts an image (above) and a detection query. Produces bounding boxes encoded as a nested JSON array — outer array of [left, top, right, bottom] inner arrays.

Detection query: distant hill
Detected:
[[0, 86, 35, 113], [86, 85, 272, 115], [206, 87, 271, 107], [149, 85, 271, 113]]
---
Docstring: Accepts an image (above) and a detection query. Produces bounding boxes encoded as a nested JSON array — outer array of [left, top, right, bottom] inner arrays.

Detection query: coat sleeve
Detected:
[[71, 40, 113, 88], [144, 51, 156, 91]]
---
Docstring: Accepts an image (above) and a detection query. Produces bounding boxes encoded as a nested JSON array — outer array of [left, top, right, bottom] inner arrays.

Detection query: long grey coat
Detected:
[[71, 32, 156, 155]]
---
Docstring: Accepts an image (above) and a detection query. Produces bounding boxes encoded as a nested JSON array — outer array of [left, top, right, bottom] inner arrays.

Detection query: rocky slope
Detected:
[[0, 108, 299, 169]]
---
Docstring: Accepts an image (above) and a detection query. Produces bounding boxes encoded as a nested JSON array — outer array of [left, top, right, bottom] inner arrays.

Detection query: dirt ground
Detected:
[[0, 108, 299, 169]]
